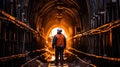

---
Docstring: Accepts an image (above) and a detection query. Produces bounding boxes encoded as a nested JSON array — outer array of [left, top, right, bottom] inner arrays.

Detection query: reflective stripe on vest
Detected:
[[56, 34, 65, 47]]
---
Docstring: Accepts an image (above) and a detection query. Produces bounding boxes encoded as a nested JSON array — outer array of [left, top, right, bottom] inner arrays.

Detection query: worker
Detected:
[[52, 28, 66, 66]]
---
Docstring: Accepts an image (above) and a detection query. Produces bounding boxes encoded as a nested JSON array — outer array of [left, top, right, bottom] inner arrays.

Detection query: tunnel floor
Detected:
[[21, 48, 92, 67], [22, 58, 90, 67]]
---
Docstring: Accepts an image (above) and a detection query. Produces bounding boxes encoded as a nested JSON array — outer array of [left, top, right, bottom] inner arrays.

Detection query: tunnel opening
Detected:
[[46, 27, 67, 49], [41, 26, 74, 63]]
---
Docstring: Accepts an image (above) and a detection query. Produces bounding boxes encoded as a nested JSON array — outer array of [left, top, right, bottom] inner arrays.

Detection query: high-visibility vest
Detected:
[[55, 34, 65, 47]]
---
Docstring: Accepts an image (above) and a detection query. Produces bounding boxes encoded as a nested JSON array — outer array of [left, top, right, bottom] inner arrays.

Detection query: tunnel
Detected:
[[0, 0, 120, 67]]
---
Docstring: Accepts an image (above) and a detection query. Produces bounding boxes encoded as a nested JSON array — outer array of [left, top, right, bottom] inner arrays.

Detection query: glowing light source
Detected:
[[49, 27, 67, 38], [51, 55, 55, 61]]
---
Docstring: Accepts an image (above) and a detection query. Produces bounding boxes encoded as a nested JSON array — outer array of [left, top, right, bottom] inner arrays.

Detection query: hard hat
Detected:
[[57, 28, 62, 33]]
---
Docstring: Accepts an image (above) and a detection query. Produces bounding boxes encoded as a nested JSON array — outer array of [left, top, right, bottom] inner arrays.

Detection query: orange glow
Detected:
[[43, 26, 74, 62], [49, 27, 67, 37], [46, 27, 68, 49], [45, 26, 73, 50], [43, 23, 74, 59]]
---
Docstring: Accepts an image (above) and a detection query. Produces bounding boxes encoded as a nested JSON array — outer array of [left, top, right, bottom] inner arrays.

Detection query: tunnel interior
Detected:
[[0, 0, 120, 67], [28, 0, 88, 49], [28, 0, 88, 62]]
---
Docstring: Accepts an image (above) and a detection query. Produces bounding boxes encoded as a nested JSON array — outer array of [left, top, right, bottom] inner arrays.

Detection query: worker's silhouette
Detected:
[[52, 28, 66, 66]]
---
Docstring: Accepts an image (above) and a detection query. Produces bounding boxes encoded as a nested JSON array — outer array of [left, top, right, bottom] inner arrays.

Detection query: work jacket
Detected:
[[52, 33, 66, 48]]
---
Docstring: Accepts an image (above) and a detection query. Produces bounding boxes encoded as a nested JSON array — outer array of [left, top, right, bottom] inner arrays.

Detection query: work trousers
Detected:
[[55, 47, 64, 65]]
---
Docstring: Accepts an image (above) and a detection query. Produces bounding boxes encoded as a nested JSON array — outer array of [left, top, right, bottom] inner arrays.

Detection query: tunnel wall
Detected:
[[0, 0, 45, 67], [74, 0, 120, 58], [73, 0, 120, 66]]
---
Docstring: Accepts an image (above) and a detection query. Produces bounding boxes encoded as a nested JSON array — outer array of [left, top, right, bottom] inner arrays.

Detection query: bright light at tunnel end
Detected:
[[50, 27, 67, 37]]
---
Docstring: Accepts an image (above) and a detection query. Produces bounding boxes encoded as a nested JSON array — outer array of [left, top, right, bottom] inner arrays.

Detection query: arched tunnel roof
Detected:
[[28, 0, 88, 40]]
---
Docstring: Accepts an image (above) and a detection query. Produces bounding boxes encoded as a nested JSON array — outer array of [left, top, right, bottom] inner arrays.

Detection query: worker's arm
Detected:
[[52, 35, 57, 49]]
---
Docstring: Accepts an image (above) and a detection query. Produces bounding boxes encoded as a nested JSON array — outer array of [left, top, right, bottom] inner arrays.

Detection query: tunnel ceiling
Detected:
[[28, 0, 88, 38]]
